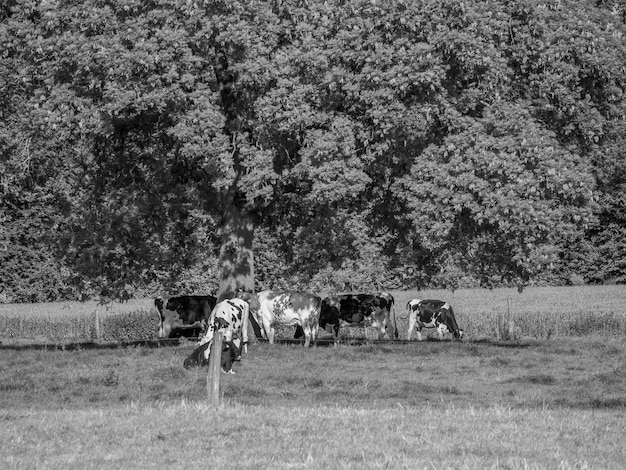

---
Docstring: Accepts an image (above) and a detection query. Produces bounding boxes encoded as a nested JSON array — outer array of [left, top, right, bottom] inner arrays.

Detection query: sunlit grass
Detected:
[[1, 336, 625, 468]]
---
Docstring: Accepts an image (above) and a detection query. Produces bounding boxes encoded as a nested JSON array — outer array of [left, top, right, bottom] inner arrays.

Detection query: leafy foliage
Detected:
[[1, 0, 625, 301]]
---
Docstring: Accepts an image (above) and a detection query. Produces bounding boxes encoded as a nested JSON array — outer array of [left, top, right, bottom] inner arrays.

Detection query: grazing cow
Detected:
[[305, 293, 398, 340], [183, 298, 249, 370], [242, 290, 321, 347], [155, 295, 217, 339], [183, 338, 241, 373], [406, 299, 464, 341]]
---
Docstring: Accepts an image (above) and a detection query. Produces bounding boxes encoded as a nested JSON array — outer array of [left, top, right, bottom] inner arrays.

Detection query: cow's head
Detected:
[[183, 341, 211, 368], [440, 307, 463, 340], [369, 295, 390, 317], [238, 291, 260, 314]]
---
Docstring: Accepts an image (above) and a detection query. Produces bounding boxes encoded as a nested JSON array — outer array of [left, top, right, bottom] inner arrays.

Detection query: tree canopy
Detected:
[[1, 0, 625, 302]]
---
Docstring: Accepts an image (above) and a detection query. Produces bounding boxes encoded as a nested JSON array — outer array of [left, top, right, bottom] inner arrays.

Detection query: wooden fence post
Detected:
[[94, 310, 101, 342], [507, 298, 515, 340], [207, 331, 224, 408]]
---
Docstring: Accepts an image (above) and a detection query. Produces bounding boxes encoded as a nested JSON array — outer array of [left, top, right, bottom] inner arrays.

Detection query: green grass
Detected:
[[0, 298, 154, 317], [2, 402, 624, 469], [1, 337, 625, 468]]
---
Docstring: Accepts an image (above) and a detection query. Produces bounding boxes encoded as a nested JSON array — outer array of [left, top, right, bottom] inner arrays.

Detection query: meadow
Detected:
[[1, 286, 625, 468], [1, 337, 625, 469]]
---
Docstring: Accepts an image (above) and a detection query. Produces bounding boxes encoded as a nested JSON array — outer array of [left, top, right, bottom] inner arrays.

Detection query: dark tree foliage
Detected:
[[1, 0, 625, 302]]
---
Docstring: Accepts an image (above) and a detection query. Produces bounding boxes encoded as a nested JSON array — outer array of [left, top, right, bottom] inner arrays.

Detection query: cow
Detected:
[[183, 298, 249, 371], [369, 292, 399, 340], [241, 290, 321, 347], [406, 299, 464, 341], [293, 295, 342, 344], [155, 295, 217, 339], [183, 338, 241, 373], [304, 292, 398, 340]]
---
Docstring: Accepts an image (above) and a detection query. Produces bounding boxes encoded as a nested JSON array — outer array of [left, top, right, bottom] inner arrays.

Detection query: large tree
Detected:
[[1, 0, 624, 302]]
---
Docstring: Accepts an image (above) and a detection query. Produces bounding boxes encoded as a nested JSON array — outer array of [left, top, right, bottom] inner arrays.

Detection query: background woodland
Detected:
[[1, 0, 625, 302]]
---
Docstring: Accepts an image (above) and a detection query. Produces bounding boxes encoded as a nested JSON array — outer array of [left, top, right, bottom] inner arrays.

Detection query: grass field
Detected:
[[1, 336, 625, 468], [1, 286, 625, 468]]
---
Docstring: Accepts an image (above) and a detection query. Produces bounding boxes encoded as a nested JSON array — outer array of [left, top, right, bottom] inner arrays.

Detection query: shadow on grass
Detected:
[[0, 339, 186, 351]]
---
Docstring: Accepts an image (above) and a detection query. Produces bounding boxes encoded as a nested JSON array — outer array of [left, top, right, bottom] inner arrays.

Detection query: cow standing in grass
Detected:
[[370, 292, 399, 340], [406, 299, 464, 340], [241, 290, 321, 347], [183, 298, 249, 371], [315, 292, 398, 340], [155, 295, 217, 339]]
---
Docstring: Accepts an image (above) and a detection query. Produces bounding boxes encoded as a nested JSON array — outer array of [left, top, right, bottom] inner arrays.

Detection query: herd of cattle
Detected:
[[154, 290, 464, 373]]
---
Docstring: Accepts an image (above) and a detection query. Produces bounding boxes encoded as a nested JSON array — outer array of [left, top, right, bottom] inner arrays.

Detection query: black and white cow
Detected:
[[183, 298, 249, 371], [155, 295, 217, 339], [242, 290, 321, 347], [370, 292, 399, 340], [308, 292, 398, 340], [406, 299, 463, 340]]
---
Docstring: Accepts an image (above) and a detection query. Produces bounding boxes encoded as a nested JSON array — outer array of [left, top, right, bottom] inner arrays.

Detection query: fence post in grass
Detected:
[[497, 309, 503, 340], [207, 330, 224, 408], [507, 298, 515, 341], [94, 309, 101, 342]]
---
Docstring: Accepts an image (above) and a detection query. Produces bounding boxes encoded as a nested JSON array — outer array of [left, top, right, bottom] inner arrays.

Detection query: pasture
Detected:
[[2, 337, 626, 468], [1, 285, 625, 468]]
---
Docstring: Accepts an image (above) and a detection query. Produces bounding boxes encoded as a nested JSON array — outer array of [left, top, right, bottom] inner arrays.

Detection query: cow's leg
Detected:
[[377, 323, 385, 340], [303, 328, 311, 347], [436, 324, 444, 340], [415, 327, 423, 341], [384, 313, 394, 340], [268, 325, 275, 344], [436, 323, 447, 340], [407, 312, 416, 340]]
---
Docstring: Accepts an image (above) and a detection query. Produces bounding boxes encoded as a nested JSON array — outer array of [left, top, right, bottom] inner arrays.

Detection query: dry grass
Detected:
[[2, 402, 624, 469], [1, 336, 625, 468], [0, 299, 157, 342], [0, 299, 154, 318]]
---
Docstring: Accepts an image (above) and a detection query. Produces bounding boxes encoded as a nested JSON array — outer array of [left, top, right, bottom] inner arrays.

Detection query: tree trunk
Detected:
[[217, 186, 254, 301], [217, 185, 260, 342], [213, 50, 260, 342]]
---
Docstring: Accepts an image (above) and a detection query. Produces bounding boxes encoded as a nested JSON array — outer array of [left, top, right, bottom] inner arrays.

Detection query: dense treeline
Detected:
[[1, 0, 625, 302]]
